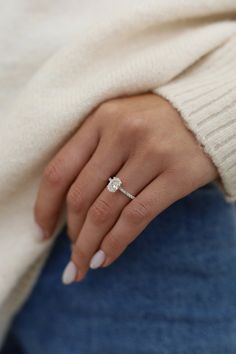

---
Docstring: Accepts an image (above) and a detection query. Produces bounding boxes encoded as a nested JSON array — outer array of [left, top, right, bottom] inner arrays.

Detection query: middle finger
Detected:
[[66, 135, 128, 241]]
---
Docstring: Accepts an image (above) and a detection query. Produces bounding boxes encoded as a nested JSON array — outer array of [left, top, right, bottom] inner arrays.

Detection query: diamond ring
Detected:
[[107, 176, 135, 200]]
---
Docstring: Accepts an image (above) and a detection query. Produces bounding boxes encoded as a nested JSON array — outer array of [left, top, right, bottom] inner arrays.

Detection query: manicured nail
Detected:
[[90, 250, 106, 269], [62, 261, 77, 285]]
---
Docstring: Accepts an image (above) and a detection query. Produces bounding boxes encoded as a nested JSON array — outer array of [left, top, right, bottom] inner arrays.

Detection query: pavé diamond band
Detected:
[[107, 177, 135, 200]]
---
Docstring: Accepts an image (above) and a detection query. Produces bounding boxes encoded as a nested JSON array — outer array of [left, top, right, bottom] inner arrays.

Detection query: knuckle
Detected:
[[43, 157, 64, 186], [120, 115, 147, 137], [88, 198, 112, 225], [123, 200, 151, 224], [66, 184, 84, 212], [96, 101, 120, 118]]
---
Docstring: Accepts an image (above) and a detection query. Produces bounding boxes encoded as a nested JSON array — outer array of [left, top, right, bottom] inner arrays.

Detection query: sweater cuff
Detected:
[[153, 35, 236, 203]]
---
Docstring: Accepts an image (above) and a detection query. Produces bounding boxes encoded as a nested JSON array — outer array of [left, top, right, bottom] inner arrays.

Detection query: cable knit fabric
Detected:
[[0, 0, 236, 345]]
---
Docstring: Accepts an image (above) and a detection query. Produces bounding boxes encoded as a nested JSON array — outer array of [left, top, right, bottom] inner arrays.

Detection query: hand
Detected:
[[34, 93, 218, 284]]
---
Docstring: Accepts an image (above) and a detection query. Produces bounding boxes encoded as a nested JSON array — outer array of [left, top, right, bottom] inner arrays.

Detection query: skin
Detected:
[[34, 93, 218, 282]]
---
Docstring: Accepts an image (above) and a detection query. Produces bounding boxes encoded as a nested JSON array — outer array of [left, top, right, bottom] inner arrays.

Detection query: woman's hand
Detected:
[[34, 93, 218, 284]]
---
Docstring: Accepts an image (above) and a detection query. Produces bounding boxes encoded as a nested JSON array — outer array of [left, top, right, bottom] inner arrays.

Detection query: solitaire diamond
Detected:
[[106, 176, 135, 200], [107, 177, 122, 192]]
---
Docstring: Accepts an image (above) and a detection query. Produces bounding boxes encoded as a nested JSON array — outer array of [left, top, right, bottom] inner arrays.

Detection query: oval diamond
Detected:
[[107, 177, 122, 192]]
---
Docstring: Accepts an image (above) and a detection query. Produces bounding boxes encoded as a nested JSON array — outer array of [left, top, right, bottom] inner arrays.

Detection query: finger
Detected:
[[65, 152, 162, 282], [97, 169, 185, 268], [34, 117, 100, 240], [66, 134, 128, 241]]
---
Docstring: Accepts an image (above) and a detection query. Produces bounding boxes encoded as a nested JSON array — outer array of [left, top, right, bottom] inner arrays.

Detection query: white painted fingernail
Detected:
[[90, 250, 106, 269], [62, 261, 77, 285]]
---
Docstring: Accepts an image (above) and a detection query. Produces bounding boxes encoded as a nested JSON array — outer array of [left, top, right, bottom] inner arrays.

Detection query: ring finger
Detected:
[[64, 152, 163, 283]]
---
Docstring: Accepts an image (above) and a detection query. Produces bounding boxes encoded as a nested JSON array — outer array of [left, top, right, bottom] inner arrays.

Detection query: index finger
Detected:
[[34, 115, 100, 240]]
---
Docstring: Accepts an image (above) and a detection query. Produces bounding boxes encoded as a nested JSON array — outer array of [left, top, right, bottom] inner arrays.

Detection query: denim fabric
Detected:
[[1, 183, 236, 354]]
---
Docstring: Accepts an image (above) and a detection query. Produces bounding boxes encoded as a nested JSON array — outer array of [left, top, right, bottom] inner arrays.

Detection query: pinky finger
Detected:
[[97, 169, 185, 268]]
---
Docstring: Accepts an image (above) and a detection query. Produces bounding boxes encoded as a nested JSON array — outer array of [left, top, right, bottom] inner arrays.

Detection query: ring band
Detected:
[[107, 176, 135, 200]]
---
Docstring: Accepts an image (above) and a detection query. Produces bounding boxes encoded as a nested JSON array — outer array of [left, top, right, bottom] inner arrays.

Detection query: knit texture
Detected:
[[0, 0, 236, 344], [154, 34, 236, 202]]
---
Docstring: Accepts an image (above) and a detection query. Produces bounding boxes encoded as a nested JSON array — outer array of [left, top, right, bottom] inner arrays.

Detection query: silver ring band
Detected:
[[107, 176, 135, 200]]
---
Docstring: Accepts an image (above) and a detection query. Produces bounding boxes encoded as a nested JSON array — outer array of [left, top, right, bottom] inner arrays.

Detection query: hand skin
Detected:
[[34, 93, 218, 283]]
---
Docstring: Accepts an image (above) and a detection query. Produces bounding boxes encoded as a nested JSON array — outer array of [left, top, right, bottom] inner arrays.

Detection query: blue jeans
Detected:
[[2, 183, 236, 354]]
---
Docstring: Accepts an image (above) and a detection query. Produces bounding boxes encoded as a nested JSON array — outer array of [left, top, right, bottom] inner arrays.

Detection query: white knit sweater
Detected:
[[0, 0, 236, 344]]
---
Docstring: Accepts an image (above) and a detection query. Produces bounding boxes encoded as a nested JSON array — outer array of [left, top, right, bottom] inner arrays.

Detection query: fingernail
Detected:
[[90, 250, 106, 269], [62, 261, 77, 285]]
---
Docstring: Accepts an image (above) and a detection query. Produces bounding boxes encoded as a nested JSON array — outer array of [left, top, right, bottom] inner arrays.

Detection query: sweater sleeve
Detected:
[[153, 34, 236, 203]]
